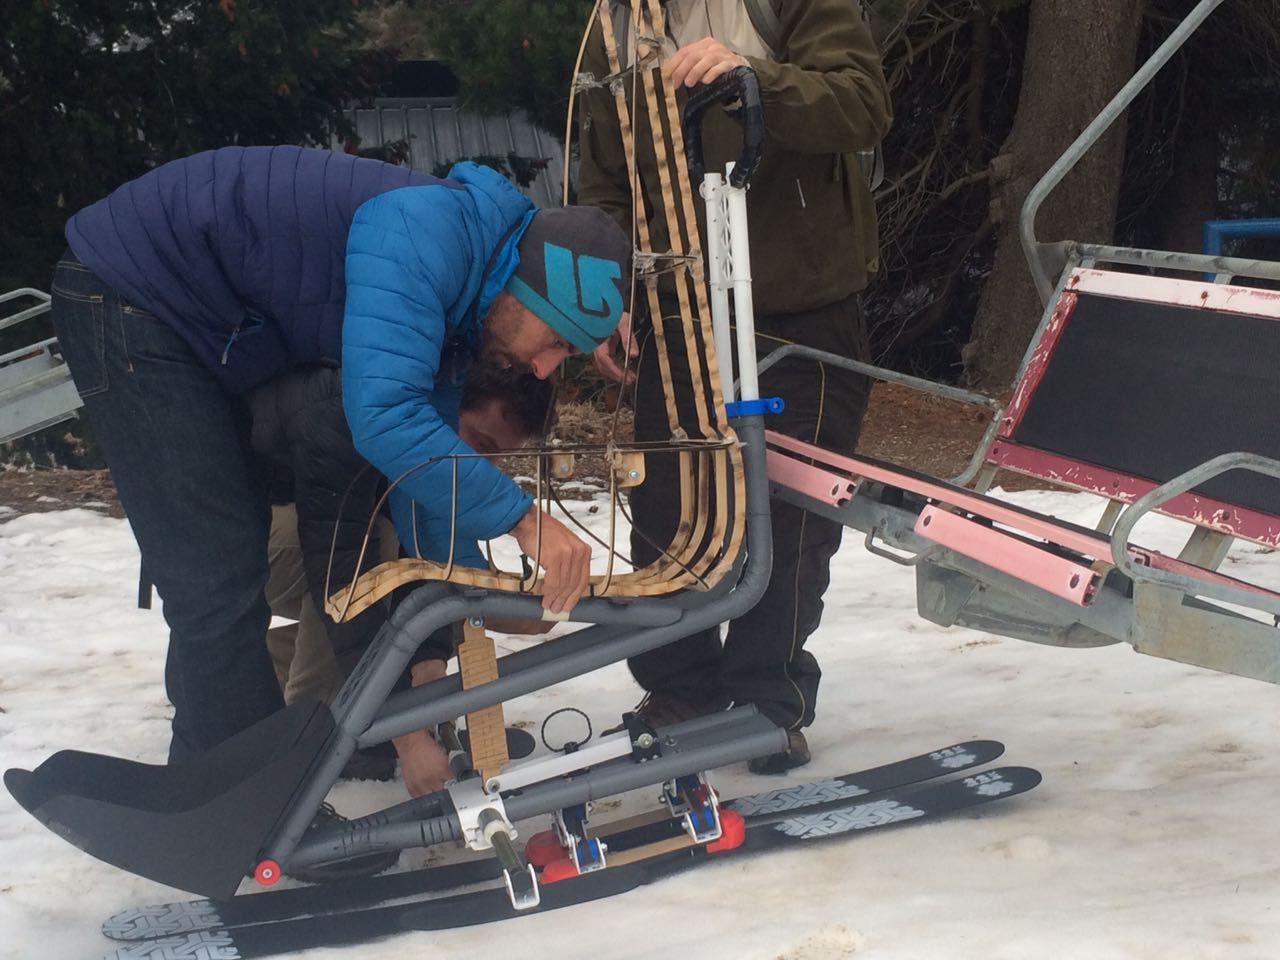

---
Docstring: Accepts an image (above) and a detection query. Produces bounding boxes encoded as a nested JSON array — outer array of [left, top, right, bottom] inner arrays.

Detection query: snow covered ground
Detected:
[[1, 492, 1278, 960]]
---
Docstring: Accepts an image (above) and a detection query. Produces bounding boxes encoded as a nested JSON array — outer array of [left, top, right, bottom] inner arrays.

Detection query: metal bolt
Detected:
[[635, 733, 655, 750], [627, 469, 640, 480], [468, 616, 484, 628]]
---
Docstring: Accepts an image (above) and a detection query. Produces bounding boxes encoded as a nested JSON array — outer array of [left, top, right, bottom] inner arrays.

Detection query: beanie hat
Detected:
[[504, 206, 631, 354]]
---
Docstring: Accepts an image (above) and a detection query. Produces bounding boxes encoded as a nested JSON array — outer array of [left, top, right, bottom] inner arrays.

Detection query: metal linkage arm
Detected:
[[1110, 452, 1280, 617], [753, 342, 1003, 485]]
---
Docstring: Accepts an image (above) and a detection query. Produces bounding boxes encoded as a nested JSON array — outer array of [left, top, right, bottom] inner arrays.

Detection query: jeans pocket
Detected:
[[50, 285, 108, 399]]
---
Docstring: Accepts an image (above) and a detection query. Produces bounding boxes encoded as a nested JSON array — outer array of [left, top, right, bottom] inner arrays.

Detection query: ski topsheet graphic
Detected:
[[103, 740, 1004, 943], [97, 745, 1040, 960]]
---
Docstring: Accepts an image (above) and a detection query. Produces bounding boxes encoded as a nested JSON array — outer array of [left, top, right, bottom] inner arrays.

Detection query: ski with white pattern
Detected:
[[102, 739, 1003, 943], [98, 763, 1040, 960]]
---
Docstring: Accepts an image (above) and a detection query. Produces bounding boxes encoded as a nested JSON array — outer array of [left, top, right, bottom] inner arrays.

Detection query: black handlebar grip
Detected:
[[682, 66, 765, 189]]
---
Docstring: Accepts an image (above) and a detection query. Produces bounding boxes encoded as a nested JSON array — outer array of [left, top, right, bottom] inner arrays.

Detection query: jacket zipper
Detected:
[[221, 322, 242, 365]]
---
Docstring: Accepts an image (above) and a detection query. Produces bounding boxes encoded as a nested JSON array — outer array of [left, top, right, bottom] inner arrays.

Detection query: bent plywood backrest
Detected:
[[326, 0, 751, 622]]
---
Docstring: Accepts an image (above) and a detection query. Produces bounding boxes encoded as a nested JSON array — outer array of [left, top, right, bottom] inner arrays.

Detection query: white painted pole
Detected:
[[725, 164, 758, 402], [702, 172, 735, 402]]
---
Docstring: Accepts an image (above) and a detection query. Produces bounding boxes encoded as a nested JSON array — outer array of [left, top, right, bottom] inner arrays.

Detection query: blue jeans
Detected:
[[51, 254, 284, 762]]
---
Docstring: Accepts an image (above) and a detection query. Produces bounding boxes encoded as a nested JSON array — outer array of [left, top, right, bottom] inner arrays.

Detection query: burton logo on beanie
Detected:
[[505, 206, 631, 354], [545, 243, 623, 337]]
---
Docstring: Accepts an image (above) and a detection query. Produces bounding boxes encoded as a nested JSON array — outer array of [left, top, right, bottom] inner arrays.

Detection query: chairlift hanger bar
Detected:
[[1020, 0, 1228, 303]]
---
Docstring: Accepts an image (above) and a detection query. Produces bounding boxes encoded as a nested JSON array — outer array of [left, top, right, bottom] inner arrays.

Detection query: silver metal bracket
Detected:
[[554, 803, 608, 875], [503, 864, 542, 911], [661, 772, 723, 844], [448, 778, 516, 852], [477, 805, 541, 910]]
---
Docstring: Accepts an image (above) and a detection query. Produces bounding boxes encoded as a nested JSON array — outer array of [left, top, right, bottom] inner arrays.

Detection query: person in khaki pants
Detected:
[[253, 364, 556, 781], [264, 506, 399, 706]]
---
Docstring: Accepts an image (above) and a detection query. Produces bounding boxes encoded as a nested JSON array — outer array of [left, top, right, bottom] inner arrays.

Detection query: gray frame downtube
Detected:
[[267, 415, 775, 868]]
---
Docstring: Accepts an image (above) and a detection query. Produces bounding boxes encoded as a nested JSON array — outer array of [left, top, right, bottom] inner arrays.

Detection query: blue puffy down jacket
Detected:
[[64, 145, 535, 555]]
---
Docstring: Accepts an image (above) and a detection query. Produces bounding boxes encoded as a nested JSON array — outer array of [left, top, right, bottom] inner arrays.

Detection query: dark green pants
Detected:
[[627, 291, 872, 729]]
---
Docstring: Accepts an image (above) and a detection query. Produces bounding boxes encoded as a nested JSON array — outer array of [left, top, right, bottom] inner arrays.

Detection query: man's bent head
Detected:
[[459, 366, 555, 455], [484, 206, 630, 379]]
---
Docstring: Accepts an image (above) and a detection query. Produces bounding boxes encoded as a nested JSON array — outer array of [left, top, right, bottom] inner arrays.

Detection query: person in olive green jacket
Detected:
[[580, 0, 892, 772]]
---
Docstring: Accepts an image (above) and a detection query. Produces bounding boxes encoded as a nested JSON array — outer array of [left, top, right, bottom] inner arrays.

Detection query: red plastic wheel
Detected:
[[524, 830, 566, 868], [254, 860, 282, 886], [706, 810, 746, 854], [540, 857, 581, 884]]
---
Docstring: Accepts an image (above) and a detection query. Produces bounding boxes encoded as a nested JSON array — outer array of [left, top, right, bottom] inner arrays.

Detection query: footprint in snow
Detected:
[[775, 924, 865, 959]]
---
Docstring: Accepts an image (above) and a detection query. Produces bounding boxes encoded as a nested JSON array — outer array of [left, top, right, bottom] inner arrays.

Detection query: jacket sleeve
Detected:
[[575, 21, 633, 235], [746, 0, 892, 154], [342, 188, 533, 542], [389, 488, 489, 569]]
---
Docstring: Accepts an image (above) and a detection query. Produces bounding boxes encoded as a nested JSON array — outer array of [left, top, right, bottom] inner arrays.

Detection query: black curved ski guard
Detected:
[[683, 65, 765, 188], [3, 699, 333, 899]]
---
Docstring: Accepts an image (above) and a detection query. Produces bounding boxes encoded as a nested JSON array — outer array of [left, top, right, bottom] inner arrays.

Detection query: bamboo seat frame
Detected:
[[326, 0, 747, 624]]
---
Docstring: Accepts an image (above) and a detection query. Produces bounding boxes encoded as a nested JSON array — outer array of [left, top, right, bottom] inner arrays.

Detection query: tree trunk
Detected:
[[963, 0, 1146, 391]]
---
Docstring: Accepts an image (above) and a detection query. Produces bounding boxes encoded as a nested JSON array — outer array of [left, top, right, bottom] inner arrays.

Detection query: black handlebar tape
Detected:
[[682, 66, 765, 189]]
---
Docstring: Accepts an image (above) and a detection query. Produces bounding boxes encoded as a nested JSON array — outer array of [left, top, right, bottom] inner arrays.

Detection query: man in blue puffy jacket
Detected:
[[51, 145, 630, 767]]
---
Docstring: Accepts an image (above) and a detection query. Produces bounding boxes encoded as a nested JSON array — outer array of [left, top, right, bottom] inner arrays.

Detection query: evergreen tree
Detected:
[[0, 0, 393, 293], [418, 0, 593, 136]]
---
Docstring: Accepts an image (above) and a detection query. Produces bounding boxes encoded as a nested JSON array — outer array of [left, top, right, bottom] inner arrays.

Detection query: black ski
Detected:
[[101, 740, 1004, 943], [100, 765, 1039, 960]]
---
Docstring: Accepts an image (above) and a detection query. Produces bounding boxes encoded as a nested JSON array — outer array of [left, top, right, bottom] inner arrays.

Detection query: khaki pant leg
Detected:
[[265, 505, 305, 693], [266, 504, 345, 705], [283, 511, 398, 705]]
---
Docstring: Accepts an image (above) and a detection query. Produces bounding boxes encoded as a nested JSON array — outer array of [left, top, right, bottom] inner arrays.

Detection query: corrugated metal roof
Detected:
[[341, 98, 565, 208]]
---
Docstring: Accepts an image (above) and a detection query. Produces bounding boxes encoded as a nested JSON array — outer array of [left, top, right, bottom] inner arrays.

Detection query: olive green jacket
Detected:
[[576, 0, 892, 317]]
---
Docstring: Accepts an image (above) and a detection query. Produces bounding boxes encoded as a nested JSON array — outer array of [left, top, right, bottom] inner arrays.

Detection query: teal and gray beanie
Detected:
[[504, 207, 632, 354]]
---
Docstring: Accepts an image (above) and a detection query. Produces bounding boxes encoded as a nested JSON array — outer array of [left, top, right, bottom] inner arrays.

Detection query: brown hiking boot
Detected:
[[747, 730, 811, 775], [636, 691, 728, 726], [604, 691, 727, 735]]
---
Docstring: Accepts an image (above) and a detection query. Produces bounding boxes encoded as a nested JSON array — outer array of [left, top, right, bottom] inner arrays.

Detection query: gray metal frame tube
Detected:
[[1063, 241, 1280, 285], [1110, 452, 1280, 615], [750, 342, 1004, 486], [1020, 0, 1228, 302], [290, 707, 783, 868], [360, 416, 774, 746]]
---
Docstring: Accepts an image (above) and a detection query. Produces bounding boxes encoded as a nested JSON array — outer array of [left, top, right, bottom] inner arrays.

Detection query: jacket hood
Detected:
[[448, 161, 537, 339]]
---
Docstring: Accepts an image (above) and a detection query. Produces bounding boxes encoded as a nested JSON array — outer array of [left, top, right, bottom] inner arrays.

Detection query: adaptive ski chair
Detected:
[[5, 64, 785, 908]]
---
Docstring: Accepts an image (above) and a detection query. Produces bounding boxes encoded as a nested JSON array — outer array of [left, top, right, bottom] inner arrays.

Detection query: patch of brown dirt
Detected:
[[0, 383, 1048, 521], [0, 466, 122, 519]]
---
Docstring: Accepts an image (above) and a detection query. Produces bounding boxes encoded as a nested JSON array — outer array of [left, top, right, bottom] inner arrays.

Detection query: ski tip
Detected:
[[959, 766, 1042, 795], [959, 739, 1005, 758]]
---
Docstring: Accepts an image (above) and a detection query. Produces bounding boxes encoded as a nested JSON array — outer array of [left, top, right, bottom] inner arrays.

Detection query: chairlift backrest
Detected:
[[984, 267, 1280, 546]]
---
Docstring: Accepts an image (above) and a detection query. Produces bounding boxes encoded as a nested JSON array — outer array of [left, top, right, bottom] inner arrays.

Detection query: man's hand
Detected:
[[665, 37, 749, 89], [392, 729, 450, 797], [591, 310, 638, 385], [510, 505, 592, 614], [392, 659, 451, 797]]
